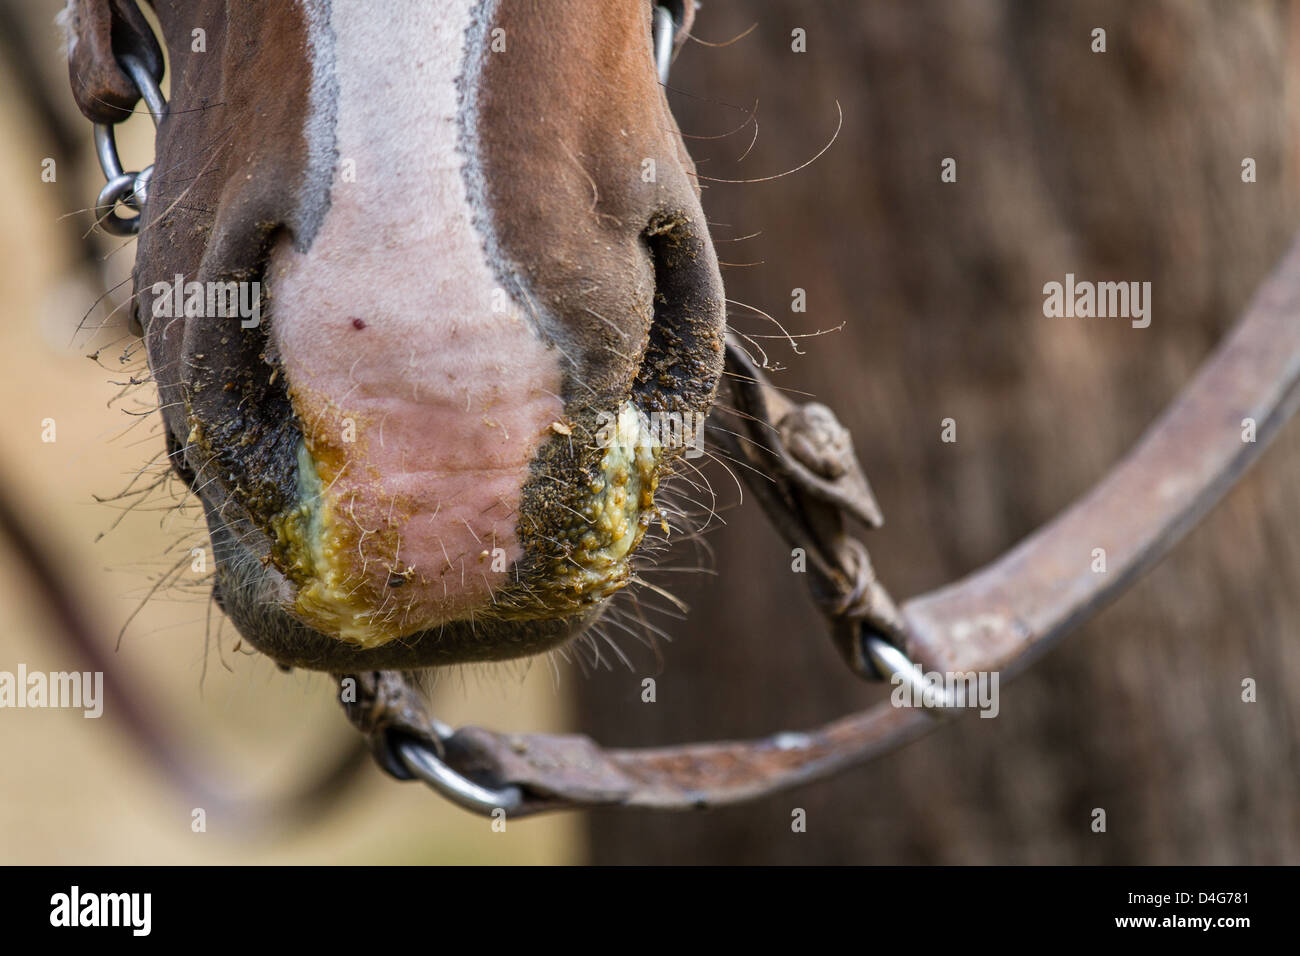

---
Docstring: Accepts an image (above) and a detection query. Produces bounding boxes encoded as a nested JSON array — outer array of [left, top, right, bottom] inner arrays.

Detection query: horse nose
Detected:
[[262, 230, 569, 647], [162, 0, 724, 660]]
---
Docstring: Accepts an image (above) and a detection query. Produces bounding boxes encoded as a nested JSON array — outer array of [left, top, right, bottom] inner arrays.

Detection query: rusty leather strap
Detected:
[[342, 236, 1300, 815]]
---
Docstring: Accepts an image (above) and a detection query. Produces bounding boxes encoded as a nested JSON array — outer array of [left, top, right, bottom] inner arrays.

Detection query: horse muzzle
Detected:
[[136, 0, 724, 670]]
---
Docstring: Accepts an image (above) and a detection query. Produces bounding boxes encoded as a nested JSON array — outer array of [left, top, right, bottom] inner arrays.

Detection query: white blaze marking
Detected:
[[266, 0, 564, 642]]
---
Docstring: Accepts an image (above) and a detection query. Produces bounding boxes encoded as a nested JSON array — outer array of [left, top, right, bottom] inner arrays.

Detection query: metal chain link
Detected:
[[93, 52, 166, 236]]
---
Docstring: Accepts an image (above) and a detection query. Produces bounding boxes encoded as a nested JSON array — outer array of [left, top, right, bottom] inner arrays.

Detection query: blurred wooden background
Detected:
[[3, 0, 1299, 865], [580, 0, 1300, 863]]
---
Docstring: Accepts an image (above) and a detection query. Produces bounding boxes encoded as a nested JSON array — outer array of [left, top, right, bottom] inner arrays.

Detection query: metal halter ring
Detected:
[[93, 53, 166, 236], [653, 2, 686, 84], [393, 723, 524, 817], [862, 631, 956, 710]]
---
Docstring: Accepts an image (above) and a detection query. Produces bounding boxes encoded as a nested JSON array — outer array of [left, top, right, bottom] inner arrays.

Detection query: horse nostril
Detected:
[[634, 212, 726, 417]]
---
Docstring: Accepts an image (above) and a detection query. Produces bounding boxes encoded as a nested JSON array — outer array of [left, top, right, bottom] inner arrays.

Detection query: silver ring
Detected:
[[863, 633, 955, 710], [120, 54, 166, 125], [91, 52, 167, 237], [654, 5, 675, 83], [133, 164, 154, 207], [94, 123, 125, 182], [394, 735, 525, 817], [95, 172, 143, 236]]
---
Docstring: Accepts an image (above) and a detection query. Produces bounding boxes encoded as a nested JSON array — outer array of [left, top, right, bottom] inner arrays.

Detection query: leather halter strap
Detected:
[[65, 0, 164, 125], [340, 237, 1300, 815]]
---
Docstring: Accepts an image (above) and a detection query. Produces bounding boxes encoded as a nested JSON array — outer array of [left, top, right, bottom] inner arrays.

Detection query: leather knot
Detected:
[[338, 671, 441, 779], [780, 403, 852, 480], [709, 338, 909, 677]]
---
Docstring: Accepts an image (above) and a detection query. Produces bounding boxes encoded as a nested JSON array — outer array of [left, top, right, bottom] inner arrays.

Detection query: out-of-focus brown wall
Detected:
[[578, 0, 1300, 863]]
